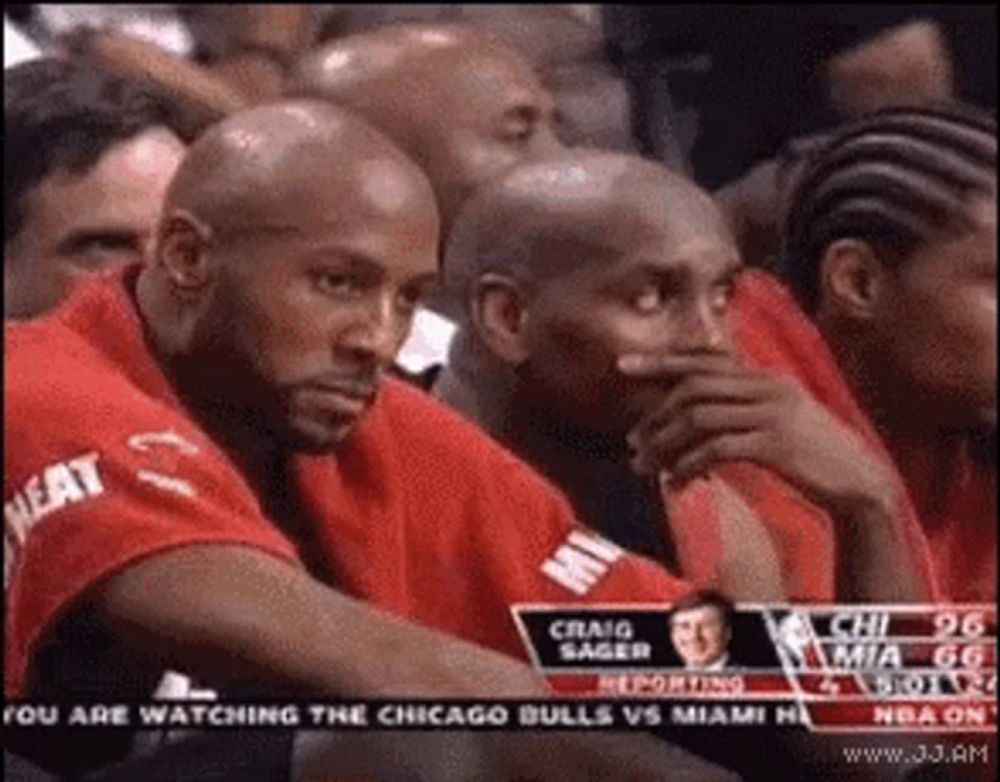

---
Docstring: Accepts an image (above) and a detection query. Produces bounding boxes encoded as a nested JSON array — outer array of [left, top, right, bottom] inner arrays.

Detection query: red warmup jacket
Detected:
[[889, 438, 996, 603], [4, 266, 689, 698], [663, 269, 947, 602]]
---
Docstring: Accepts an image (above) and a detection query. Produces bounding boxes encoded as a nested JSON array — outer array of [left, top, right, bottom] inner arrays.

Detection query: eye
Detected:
[[631, 285, 666, 313], [66, 234, 143, 266], [84, 237, 134, 253], [312, 270, 360, 298]]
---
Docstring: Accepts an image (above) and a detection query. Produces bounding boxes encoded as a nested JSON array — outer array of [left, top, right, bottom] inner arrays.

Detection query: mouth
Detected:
[[300, 381, 377, 418]]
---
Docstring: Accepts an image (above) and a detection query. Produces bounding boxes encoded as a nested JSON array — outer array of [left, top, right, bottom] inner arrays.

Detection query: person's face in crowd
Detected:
[[520, 200, 742, 436], [180, 156, 440, 452], [414, 49, 563, 225], [869, 195, 997, 430], [5, 127, 185, 318], [669, 605, 731, 669]]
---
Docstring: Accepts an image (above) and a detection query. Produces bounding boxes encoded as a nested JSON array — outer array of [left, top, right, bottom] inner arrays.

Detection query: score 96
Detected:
[[933, 611, 986, 639]]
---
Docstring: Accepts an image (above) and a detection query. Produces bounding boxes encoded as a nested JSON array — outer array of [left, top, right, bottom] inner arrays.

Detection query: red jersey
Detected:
[[4, 267, 688, 698]]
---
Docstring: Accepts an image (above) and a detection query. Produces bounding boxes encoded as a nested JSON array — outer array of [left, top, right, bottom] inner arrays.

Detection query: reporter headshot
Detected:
[[668, 590, 735, 670]]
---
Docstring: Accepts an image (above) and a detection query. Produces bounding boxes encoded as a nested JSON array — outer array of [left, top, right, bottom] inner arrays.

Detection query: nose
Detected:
[[677, 299, 729, 354], [338, 295, 407, 367]]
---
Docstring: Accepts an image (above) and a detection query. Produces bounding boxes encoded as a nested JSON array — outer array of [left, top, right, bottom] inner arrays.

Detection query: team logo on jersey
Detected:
[[4, 451, 105, 589], [541, 530, 624, 596]]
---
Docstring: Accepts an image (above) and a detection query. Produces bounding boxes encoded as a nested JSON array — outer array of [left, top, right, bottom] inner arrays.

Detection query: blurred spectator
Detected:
[[314, 4, 636, 151], [780, 106, 997, 600], [292, 24, 563, 238], [4, 58, 187, 318], [605, 5, 996, 187]]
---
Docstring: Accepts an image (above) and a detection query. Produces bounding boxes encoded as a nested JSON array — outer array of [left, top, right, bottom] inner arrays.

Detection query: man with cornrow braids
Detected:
[[779, 105, 996, 602]]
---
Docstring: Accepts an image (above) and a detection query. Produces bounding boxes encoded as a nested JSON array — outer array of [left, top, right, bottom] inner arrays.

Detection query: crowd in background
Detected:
[[4, 5, 996, 782]]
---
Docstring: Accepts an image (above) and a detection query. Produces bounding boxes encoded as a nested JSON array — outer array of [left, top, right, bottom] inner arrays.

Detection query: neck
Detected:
[[439, 331, 630, 468], [817, 316, 995, 513], [438, 332, 636, 507], [134, 268, 284, 493], [819, 317, 940, 444]]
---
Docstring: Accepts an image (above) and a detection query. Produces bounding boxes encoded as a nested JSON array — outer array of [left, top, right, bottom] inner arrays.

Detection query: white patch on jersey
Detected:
[[127, 430, 200, 455], [540, 530, 624, 595], [136, 469, 197, 499], [4, 452, 105, 590]]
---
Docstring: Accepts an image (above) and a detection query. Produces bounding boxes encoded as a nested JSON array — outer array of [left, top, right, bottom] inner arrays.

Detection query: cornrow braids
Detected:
[[781, 105, 996, 311]]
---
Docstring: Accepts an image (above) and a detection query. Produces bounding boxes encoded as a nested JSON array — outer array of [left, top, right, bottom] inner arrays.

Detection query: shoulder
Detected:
[[374, 378, 567, 505], [4, 318, 207, 492], [7, 317, 147, 431]]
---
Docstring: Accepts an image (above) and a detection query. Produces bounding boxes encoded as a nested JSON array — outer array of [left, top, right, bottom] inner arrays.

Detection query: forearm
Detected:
[[832, 486, 930, 604], [94, 545, 547, 698], [69, 29, 248, 120]]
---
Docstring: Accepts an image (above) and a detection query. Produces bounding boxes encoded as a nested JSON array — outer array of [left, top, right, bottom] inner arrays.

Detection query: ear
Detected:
[[154, 210, 215, 295], [473, 272, 532, 366], [819, 238, 886, 319]]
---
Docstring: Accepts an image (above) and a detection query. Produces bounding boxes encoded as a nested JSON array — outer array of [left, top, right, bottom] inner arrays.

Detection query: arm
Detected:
[[65, 28, 248, 122], [91, 544, 547, 698], [93, 547, 740, 781], [621, 353, 931, 602]]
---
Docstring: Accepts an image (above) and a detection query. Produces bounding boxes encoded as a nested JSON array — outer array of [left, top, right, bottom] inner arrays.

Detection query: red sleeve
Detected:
[[4, 370, 299, 697], [365, 382, 691, 662]]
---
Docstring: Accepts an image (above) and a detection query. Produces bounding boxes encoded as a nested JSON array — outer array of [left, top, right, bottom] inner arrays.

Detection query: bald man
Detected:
[[5, 102, 736, 780], [436, 151, 931, 604], [291, 24, 563, 236]]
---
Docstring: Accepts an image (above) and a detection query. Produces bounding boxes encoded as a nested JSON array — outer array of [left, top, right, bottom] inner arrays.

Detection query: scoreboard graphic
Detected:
[[513, 604, 997, 733]]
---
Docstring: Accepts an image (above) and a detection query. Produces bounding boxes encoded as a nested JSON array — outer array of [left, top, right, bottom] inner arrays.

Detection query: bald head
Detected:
[[140, 100, 441, 452], [164, 99, 436, 240], [444, 151, 731, 300], [291, 24, 562, 231]]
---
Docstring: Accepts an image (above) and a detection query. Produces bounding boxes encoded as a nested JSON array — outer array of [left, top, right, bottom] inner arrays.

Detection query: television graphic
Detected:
[[513, 603, 997, 733]]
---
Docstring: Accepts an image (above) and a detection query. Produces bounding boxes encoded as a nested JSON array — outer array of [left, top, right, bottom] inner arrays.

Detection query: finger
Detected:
[[670, 431, 774, 480], [616, 352, 744, 379], [637, 403, 774, 471], [632, 374, 777, 441]]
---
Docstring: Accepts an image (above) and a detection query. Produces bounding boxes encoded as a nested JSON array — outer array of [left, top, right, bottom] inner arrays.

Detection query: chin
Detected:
[[283, 417, 359, 454]]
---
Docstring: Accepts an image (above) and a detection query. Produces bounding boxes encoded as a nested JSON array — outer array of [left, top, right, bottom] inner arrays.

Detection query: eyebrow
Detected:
[[624, 255, 743, 281], [308, 250, 439, 288]]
